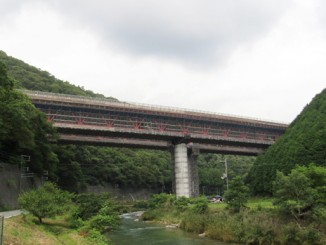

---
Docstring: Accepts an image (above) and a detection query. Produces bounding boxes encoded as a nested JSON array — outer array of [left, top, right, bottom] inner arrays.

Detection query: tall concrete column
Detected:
[[174, 143, 190, 197], [188, 149, 200, 197], [174, 143, 200, 198]]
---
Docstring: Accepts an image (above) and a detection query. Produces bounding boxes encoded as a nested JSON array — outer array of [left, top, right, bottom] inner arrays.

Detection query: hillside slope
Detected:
[[0, 50, 116, 100], [249, 88, 326, 194]]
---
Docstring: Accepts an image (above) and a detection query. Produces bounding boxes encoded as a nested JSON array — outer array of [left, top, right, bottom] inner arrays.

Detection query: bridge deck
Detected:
[[24, 90, 288, 155], [24, 90, 287, 128]]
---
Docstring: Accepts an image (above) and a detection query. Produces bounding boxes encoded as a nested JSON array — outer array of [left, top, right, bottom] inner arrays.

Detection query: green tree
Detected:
[[273, 165, 326, 223], [19, 182, 73, 223], [0, 62, 13, 89], [224, 176, 250, 212]]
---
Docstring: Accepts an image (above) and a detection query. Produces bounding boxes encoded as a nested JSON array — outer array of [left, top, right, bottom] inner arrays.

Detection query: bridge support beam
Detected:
[[174, 143, 199, 198]]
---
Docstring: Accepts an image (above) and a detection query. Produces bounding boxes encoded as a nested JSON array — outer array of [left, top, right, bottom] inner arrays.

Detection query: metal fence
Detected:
[[0, 215, 3, 245]]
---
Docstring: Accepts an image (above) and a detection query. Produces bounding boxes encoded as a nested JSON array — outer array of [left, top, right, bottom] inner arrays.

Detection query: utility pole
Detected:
[[225, 158, 228, 190], [220, 157, 228, 190]]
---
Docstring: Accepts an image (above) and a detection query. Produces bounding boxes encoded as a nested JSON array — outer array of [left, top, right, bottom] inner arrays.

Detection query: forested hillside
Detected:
[[0, 50, 255, 194], [249, 88, 326, 194], [0, 50, 115, 99]]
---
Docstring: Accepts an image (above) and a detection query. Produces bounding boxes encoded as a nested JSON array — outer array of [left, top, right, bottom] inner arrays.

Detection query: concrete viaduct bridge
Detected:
[[24, 90, 288, 198]]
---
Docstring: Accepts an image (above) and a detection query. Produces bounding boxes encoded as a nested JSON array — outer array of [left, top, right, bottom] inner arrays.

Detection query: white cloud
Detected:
[[0, 0, 325, 124], [41, 0, 293, 67]]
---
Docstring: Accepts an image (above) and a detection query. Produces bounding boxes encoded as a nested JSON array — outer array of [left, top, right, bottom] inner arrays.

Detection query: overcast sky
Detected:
[[1, 0, 325, 123]]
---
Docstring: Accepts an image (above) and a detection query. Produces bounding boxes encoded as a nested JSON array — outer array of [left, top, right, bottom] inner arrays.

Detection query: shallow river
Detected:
[[109, 212, 235, 245]]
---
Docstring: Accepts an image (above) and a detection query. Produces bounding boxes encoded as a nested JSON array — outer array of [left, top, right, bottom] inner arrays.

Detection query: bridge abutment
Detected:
[[173, 143, 199, 198]]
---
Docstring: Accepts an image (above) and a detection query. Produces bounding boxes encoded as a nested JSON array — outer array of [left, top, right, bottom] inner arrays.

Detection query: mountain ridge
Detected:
[[0, 50, 117, 100]]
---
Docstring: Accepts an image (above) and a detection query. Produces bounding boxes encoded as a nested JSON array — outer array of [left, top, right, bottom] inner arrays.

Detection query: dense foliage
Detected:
[[54, 146, 173, 192], [198, 154, 255, 195], [71, 193, 121, 232], [249, 88, 326, 194], [273, 165, 326, 224], [0, 61, 58, 175], [72, 193, 113, 221]]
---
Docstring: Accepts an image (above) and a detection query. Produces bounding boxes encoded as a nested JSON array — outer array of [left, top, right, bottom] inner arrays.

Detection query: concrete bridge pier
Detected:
[[173, 143, 199, 198]]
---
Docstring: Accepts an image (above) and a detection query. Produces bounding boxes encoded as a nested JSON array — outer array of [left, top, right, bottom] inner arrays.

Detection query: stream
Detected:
[[108, 212, 236, 245]]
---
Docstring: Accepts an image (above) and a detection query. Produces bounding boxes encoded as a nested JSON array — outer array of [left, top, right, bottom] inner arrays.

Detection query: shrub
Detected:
[[180, 212, 208, 234], [191, 196, 209, 214], [283, 223, 302, 245], [141, 209, 162, 221], [69, 217, 84, 229], [88, 214, 120, 233], [86, 229, 108, 245], [174, 196, 190, 211], [72, 193, 111, 220], [87, 200, 121, 232], [303, 228, 321, 245], [148, 193, 176, 209], [133, 200, 150, 209]]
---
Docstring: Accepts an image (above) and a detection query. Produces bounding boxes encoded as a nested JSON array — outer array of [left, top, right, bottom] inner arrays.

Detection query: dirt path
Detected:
[[0, 210, 27, 219]]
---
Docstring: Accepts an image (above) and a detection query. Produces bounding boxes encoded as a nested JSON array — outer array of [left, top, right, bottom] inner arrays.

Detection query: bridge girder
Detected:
[[25, 89, 287, 155]]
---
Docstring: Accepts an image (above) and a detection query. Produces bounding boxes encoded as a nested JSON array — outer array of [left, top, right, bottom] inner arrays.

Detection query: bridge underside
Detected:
[[54, 122, 274, 149], [57, 134, 264, 156], [56, 133, 264, 198], [55, 127, 266, 198]]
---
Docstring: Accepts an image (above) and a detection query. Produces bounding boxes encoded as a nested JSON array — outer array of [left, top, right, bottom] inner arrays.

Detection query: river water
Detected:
[[108, 212, 234, 245]]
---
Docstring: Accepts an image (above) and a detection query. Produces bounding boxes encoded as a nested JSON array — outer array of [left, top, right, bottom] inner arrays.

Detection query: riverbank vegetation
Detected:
[[6, 182, 123, 244], [4, 214, 106, 245], [140, 165, 326, 244], [140, 185, 326, 244]]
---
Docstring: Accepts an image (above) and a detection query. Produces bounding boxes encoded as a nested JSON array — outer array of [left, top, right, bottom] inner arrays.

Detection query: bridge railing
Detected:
[[46, 110, 280, 146], [22, 89, 288, 128]]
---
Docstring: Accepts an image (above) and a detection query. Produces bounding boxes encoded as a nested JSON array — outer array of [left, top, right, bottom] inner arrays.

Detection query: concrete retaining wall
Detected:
[[0, 163, 41, 209]]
